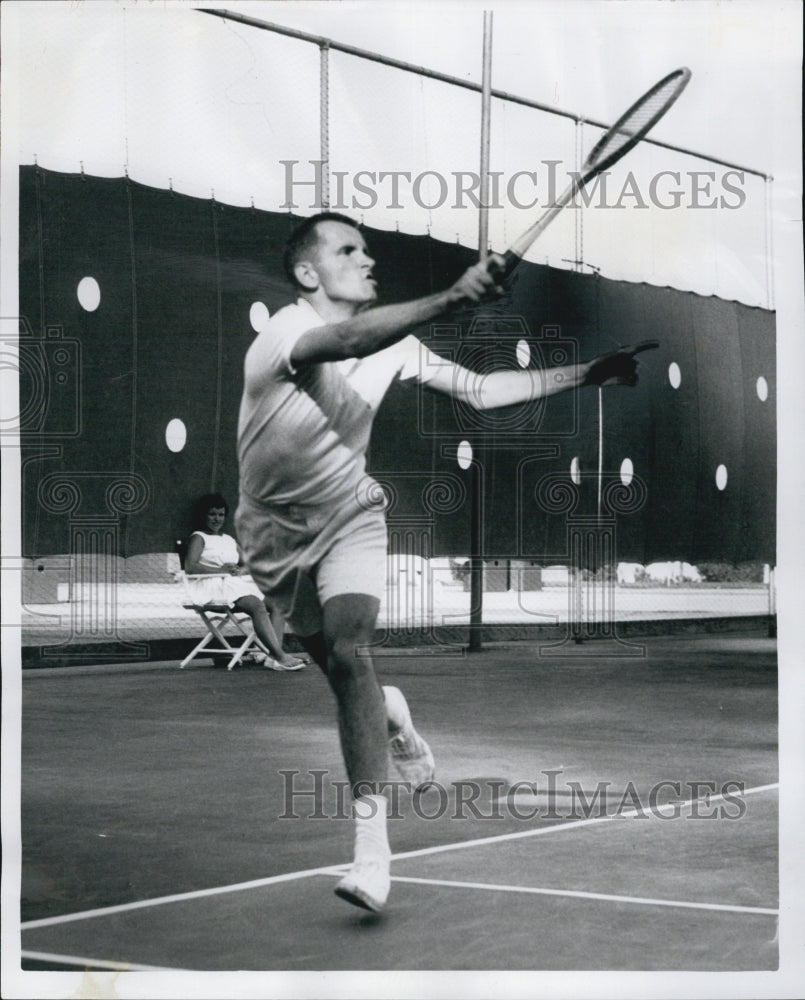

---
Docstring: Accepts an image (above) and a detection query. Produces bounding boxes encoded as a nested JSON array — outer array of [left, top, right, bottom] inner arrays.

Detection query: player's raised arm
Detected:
[[284, 214, 505, 367], [291, 257, 506, 366]]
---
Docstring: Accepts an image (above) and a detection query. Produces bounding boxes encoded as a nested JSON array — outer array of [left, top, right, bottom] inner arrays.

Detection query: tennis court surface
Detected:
[[19, 631, 777, 972]]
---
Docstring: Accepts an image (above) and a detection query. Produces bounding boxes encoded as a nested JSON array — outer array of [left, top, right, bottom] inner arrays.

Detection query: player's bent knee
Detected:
[[322, 594, 379, 643], [329, 635, 372, 669], [327, 637, 375, 686]]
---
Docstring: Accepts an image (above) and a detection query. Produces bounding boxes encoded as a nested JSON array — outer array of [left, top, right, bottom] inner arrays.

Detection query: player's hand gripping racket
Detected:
[[496, 67, 692, 277]]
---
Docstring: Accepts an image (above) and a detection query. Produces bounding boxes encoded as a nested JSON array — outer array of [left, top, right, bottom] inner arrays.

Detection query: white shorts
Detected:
[[235, 491, 387, 636]]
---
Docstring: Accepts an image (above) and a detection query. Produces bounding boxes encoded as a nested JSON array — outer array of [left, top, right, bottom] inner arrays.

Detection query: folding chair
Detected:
[[177, 570, 273, 671]]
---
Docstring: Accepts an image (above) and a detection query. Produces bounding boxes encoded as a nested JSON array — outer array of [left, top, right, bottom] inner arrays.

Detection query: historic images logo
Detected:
[[278, 769, 748, 821], [280, 160, 747, 213]]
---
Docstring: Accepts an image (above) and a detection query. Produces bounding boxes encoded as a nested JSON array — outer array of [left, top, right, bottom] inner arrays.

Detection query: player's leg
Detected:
[[321, 591, 391, 911], [294, 628, 433, 790], [294, 644, 435, 785], [321, 592, 387, 793], [319, 596, 432, 911], [314, 503, 436, 911], [296, 631, 329, 673], [313, 506, 435, 790], [383, 684, 435, 788], [309, 544, 433, 783]]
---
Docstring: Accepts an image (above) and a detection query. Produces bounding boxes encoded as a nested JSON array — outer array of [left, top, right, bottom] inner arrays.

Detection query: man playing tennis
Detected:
[[236, 211, 649, 912]]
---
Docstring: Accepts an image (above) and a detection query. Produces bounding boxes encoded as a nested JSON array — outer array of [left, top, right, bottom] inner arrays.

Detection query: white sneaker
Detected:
[[334, 795, 391, 912], [383, 686, 436, 789], [389, 723, 435, 789], [334, 850, 391, 912]]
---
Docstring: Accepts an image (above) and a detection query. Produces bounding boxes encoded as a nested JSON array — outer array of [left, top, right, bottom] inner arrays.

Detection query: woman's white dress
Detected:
[[186, 531, 264, 605]]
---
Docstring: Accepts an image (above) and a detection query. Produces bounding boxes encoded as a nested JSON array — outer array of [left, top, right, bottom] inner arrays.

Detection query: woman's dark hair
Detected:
[[191, 493, 229, 531]]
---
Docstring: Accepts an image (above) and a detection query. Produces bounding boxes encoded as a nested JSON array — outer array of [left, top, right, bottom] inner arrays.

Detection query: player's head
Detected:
[[283, 212, 377, 308], [192, 493, 229, 533]]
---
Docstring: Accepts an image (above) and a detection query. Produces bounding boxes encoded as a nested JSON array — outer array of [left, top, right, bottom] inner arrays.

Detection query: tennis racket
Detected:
[[498, 67, 692, 276]]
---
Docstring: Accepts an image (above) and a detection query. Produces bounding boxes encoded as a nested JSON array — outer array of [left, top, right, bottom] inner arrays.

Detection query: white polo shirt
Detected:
[[237, 298, 441, 508]]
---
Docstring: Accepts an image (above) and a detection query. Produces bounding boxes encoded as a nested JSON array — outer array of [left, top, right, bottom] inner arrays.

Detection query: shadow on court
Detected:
[[19, 632, 778, 970]]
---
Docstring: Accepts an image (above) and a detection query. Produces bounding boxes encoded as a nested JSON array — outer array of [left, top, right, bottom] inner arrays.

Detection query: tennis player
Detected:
[[236, 212, 646, 912]]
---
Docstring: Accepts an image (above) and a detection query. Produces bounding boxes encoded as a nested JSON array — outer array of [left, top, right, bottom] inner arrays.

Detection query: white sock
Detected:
[[352, 794, 390, 858], [382, 685, 412, 737]]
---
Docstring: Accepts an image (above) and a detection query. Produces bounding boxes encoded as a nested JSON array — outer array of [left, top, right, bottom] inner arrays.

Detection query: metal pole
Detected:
[[469, 11, 493, 653], [320, 42, 330, 209], [478, 11, 493, 255]]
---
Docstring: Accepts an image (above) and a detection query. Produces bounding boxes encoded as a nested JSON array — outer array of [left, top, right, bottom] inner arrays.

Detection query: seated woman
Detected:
[[184, 493, 305, 671]]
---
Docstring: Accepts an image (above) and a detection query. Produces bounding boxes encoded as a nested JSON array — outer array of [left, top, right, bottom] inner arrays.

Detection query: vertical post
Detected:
[[763, 176, 774, 311], [319, 42, 330, 209], [477, 11, 493, 255], [596, 388, 604, 520], [574, 120, 584, 271], [469, 458, 483, 651], [768, 565, 777, 638], [469, 10, 493, 652]]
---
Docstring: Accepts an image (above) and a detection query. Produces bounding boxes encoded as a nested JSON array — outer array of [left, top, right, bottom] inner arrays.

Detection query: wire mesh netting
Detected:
[[20, 554, 774, 655]]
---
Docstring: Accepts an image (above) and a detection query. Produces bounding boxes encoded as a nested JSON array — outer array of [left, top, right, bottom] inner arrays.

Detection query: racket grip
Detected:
[[501, 249, 521, 276], [487, 249, 521, 278]]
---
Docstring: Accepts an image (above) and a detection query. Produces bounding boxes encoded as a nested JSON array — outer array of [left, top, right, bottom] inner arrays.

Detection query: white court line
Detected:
[[21, 949, 185, 972], [388, 876, 779, 916], [20, 864, 346, 930], [389, 780, 779, 862], [20, 781, 778, 931]]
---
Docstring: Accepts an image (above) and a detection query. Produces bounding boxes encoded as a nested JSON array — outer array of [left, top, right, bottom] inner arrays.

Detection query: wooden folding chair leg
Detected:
[[181, 604, 272, 671], [179, 629, 218, 669]]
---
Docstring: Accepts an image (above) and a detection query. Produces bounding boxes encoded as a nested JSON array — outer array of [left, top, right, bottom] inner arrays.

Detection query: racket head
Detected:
[[582, 68, 692, 176], [501, 68, 691, 273]]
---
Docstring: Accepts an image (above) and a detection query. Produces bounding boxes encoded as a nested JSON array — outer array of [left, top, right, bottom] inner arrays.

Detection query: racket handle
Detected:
[[501, 249, 521, 277], [486, 249, 521, 279]]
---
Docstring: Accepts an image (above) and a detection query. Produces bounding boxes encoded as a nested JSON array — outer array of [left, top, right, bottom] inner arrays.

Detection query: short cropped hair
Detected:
[[283, 212, 361, 289], [191, 493, 229, 531]]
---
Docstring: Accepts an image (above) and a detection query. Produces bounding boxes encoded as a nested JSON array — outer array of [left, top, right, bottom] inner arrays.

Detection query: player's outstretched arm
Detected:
[[425, 361, 585, 409], [425, 341, 659, 410], [290, 255, 507, 367]]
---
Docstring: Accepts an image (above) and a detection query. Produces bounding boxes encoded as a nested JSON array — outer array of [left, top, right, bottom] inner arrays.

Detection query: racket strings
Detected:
[[585, 71, 690, 169], [502, 67, 690, 268]]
